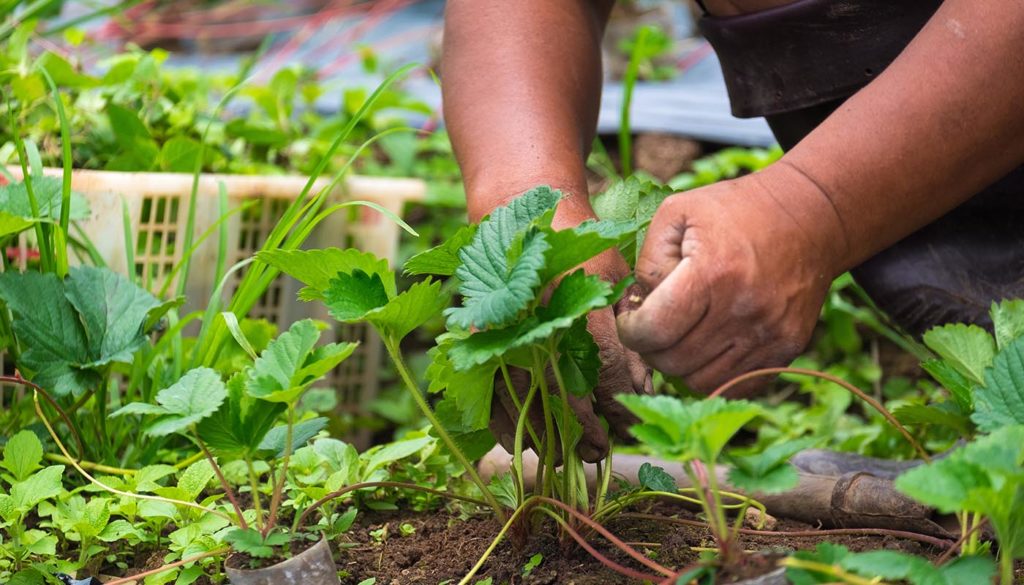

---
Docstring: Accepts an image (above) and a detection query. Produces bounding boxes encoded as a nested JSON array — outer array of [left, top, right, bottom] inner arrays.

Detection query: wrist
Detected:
[[744, 160, 852, 279]]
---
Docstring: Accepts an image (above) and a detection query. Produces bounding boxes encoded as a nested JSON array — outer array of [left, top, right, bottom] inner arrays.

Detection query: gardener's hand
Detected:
[[490, 248, 652, 463], [617, 166, 845, 394]]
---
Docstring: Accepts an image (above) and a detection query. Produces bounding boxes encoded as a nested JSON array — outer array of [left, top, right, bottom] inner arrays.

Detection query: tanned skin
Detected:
[[442, 0, 1024, 460]]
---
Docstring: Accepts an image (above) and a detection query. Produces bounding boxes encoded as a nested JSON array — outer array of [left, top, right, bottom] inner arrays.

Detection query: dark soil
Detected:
[[334, 504, 944, 585]]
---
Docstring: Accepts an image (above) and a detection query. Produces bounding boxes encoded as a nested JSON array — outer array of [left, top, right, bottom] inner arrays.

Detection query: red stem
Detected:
[[0, 374, 84, 458], [194, 433, 248, 530], [535, 496, 675, 578], [707, 367, 931, 462], [935, 517, 988, 565], [540, 508, 664, 583]]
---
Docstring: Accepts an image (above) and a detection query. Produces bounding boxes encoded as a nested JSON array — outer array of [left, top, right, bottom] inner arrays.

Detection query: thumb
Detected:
[[617, 257, 709, 354]]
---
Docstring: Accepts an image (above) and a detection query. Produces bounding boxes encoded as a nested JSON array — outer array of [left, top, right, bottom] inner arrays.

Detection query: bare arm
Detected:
[[620, 0, 1024, 391], [442, 0, 613, 225]]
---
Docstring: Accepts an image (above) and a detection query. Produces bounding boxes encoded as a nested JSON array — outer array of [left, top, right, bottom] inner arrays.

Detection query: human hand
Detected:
[[617, 166, 845, 394], [490, 249, 652, 463]]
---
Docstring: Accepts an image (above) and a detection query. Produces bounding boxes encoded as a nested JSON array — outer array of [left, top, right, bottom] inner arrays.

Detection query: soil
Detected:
[[334, 504, 945, 585]]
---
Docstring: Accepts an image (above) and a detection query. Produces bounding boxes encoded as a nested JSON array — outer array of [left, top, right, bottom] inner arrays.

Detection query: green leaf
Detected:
[[726, 437, 817, 494], [114, 368, 227, 437], [324, 270, 390, 321], [65, 266, 161, 367], [448, 271, 613, 370], [537, 219, 636, 283], [922, 324, 996, 385], [446, 228, 550, 330], [0, 211, 35, 238], [196, 373, 285, 460], [991, 299, 1024, 350], [404, 223, 477, 276], [840, 550, 937, 584], [893, 403, 971, 437], [637, 462, 677, 493], [895, 456, 990, 514], [0, 271, 95, 396], [258, 417, 329, 457], [106, 104, 159, 171], [920, 359, 974, 414], [10, 465, 64, 511], [939, 556, 997, 585], [257, 248, 395, 302], [246, 319, 357, 404], [365, 280, 450, 342], [2, 430, 43, 482], [177, 460, 215, 501], [159, 136, 202, 172], [0, 175, 89, 220], [786, 543, 850, 585], [618, 395, 761, 463], [225, 528, 279, 558], [361, 436, 432, 477], [445, 187, 561, 330], [972, 336, 1024, 432], [556, 318, 601, 397]]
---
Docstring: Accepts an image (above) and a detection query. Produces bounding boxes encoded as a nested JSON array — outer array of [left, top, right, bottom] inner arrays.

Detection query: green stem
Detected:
[[385, 339, 505, 520], [1000, 550, 1013, 585], [11, 133, 52, 272], [512, 374, 541, 506], [533, 349, 558, 500], [246, 458, 265, 531], [263, 406, 295, 535], [458, 501, 531, 585], [44, 453, 136, 476], [547, 344, 583, 513]]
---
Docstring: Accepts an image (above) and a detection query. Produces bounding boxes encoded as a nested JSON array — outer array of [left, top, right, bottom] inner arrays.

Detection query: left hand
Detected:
[[616, 167, 844, 394]]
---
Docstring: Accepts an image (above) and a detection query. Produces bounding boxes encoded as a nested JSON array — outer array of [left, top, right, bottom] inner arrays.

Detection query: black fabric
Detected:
[[699, 0, 1024, 336], [700, 0, 943, 118]]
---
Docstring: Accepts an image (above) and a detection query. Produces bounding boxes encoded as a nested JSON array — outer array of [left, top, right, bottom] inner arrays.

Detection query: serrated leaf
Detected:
[[10, 465, 64, 511], [446, 228, 550, 330], [0, 175, 89, 221], [0, 271, 96, 396], [538, 219, 636, 283], [65, 266, 161, 367], [921, 359, 973, 413], [257, 248, 395, 301], [893, 403, 971, 436], [448, 271, 613, 370], [896, 457, 989, 514], [258, 417, 328, 457], [177, 460, 215, 501], [618, 395, 761, 463], [445, 187, 560, 330], [114, 368, 227, 437], [196, 374, 284, 460], [972, 336, 1024, 432], [922, 324, 995, 385], [246, 319, 356, 404], [327, 277, 449, 342], [3, 430, 43, 482], [726, 437, 816, 494], [638, 462, 677, 493], [362, 436, 432, 477], [557, 318, 601, 396], [404, 223, 477, 276], [991, 299, 1024, 350], [324, 270, 390, 321]]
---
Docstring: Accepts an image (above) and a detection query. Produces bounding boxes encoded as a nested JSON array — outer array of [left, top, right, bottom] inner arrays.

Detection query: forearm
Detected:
[[442, 0, 613, 225], [774, 0, 1024, 275]]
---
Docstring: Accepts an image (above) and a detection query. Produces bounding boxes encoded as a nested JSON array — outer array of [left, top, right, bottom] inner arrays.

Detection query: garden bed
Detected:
[[334, 505, 948, 585]]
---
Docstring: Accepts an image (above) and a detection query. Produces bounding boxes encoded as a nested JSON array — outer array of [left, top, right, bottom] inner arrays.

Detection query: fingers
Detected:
[[616, 257, 710, 355], [567, 394, 608, 463]]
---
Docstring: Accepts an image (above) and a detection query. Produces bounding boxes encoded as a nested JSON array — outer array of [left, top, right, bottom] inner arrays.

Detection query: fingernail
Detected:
[[644, 372, 654, 394]]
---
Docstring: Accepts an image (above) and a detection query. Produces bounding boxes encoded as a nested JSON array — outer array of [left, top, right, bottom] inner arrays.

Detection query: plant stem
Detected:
[[193, 430, 248, 530], [33, 392, 231, 522], [1000, 550, 1014, 585], [547, 345, 585, 514], [708, 367, 931, 462], [103, 547, 231, 585], [246, 459, 265, 531], [780, 557, 893, 585], [534, 507, 664, 582], [512, 374, 541, 506], [532, 349, 557, 500], [458, 501, 530, 585], [263, 406, 295, 536], [44, 453, 136, 476], [384, 340, 505, 519]]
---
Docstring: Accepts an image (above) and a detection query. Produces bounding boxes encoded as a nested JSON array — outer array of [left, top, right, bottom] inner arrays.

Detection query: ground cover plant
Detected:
[[2, 8, 1024, 585]]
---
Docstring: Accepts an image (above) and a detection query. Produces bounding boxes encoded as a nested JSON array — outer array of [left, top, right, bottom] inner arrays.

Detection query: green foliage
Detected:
[[727, 438, 817, 494], [896, 425, 1024, 566], [246, 319, 357, 404], [637, 463, 677, 493], [786, 542, 994, 585], [1, 431, 43, 482], [0, 266, 161, 396], [114, 367, 227, 437], [972, 336, 1024, 432], [196, 374, 285, 460], [223, 528, 291, 559]]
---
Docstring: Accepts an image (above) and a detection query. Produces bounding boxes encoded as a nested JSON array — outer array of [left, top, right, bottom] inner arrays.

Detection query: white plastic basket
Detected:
[[4, 167, 425, 446]]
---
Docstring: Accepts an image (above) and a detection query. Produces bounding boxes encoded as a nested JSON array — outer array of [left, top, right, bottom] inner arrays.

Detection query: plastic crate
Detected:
[[4, 167, 425, 446]]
